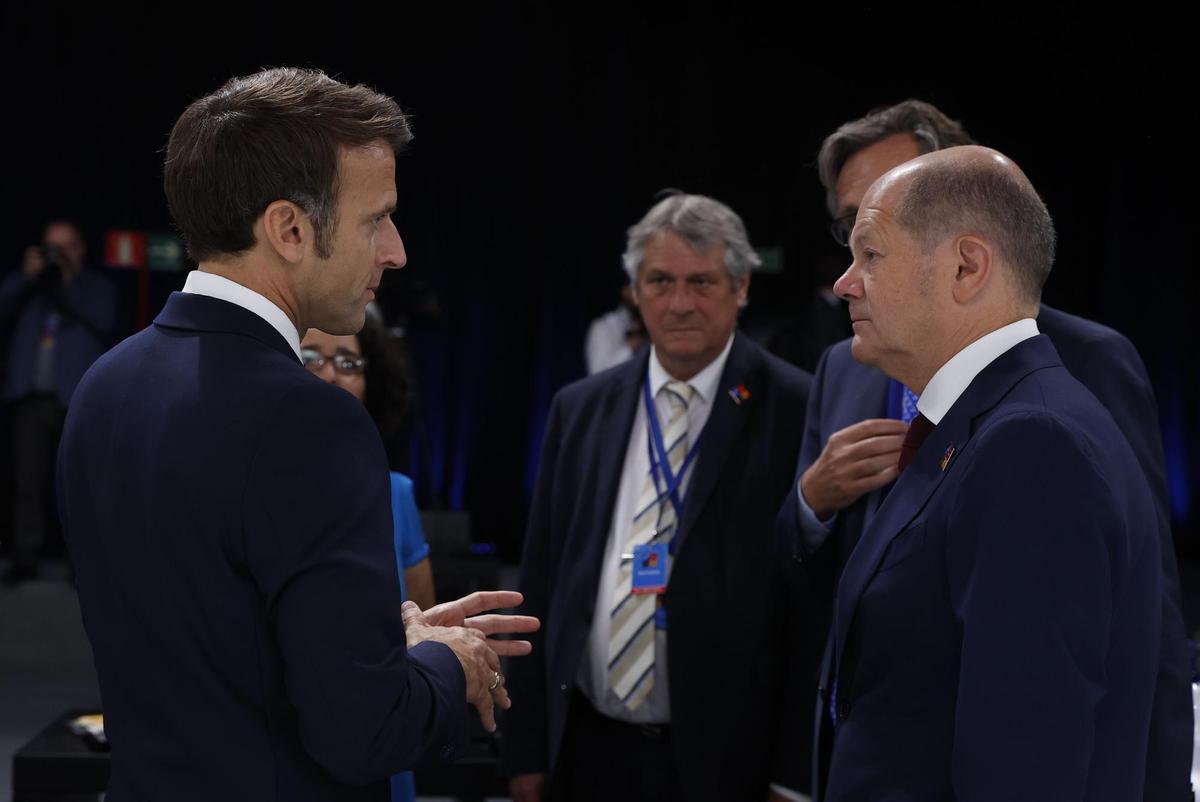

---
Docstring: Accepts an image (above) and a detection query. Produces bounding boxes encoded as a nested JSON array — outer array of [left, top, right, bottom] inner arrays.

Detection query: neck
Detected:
[[656, 345, 724, 383], [198, 260, 304, 332], [904, 309, 1026, 395]]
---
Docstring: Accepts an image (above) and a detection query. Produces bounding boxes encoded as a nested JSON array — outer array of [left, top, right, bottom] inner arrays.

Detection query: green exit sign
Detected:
[[755, 246, 784, 275]]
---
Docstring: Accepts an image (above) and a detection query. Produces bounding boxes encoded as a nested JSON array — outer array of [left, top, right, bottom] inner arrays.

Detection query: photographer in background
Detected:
[[0, 220, 116, 584]]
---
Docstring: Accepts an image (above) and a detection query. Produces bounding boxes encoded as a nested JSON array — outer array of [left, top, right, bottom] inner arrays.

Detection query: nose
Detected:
[[379, 217, 407, 270], [667, 282, 696, 315], [832, 259, 862, 301]]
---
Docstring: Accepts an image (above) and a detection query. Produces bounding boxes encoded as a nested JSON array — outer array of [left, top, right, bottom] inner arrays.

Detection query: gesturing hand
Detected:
[[402, 601, 508, 732]]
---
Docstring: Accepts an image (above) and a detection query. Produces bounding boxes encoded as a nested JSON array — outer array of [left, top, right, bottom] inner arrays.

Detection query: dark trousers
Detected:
[[7, 394, 64, 570], [547, 689, 684, 802]]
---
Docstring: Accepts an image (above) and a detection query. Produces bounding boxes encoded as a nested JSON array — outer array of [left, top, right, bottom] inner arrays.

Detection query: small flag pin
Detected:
[[727, 384, 751, 404], [940, 444, 956, 471]]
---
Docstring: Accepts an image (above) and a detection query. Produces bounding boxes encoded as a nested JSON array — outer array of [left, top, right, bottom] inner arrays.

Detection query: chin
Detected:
[[318, 308, 368, 337], [848, 336, 879, 368]]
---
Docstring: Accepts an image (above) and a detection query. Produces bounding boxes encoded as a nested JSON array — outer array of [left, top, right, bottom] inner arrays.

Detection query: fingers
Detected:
[[847, 464, 898, 495], [400, 600, 425, 628], [841, 418, 910, 440], [474, 685, 497, 732], [421, 600, 462, 628], [487, 638, 533, 657], [452, 590, 525, 618], [844, 449, 905, 480], [463, 613, 541, 636]]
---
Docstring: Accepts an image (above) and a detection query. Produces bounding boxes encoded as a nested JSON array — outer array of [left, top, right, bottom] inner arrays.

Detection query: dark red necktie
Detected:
[[897, 413, 935, 475]]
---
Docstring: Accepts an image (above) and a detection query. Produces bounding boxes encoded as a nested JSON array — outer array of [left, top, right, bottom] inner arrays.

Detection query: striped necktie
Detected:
[[607, 380, 694, 711]]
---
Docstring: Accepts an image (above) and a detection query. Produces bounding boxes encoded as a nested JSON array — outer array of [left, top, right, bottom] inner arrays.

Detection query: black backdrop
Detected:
[[2, 6, 1195, 578]]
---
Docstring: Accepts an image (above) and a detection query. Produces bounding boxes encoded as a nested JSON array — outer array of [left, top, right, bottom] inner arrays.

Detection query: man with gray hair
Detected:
[[782, 100, 1191, 800], [504, 193, 816, 801]]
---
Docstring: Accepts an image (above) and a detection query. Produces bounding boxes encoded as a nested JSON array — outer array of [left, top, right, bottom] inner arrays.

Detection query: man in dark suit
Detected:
[[819, 144, 1162, 800], [57, 67, 534, 801], [503, 193, 816, 802], [780, 100, 1191, 801]]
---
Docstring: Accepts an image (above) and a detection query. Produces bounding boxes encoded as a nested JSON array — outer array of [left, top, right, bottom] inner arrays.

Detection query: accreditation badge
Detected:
[[630, 542, 669, 595]]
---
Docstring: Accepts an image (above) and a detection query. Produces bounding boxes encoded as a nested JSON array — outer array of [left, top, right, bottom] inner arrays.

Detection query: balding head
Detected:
[[867, 145, 1056, 309]]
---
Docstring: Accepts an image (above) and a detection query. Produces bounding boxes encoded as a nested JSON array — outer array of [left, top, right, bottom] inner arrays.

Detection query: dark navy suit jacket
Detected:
[[57, 292, 467, 801], [782, 305, 1191, 801], [501, 334, 818, 800], [826, 334, 1162, 801]]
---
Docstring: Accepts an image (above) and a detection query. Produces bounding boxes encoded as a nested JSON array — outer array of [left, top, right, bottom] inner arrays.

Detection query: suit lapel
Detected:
[[673, 335, 759, 557], [833, 335, 1064, 671], [584, 353, 648, 573]]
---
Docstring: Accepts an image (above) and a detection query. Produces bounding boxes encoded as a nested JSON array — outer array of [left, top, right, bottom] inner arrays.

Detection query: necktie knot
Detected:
[[662, 380, 694, 413]]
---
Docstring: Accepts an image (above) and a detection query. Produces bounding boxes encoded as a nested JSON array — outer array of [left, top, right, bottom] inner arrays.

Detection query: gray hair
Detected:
[[817, 99, 975, 215], [896, 155, 1056, 307], [622, 192, 760, 285]]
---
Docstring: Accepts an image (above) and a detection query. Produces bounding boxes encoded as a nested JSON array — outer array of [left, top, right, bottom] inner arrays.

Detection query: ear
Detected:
[[630, 271, 643, 308], [951, 234, 994, 305], [259, 200, 313, 264]]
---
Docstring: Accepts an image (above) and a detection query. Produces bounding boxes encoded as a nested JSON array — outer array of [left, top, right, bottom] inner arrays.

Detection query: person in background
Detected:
[[0, 219, 116, 584], [302, 316, 435, 609], [584, 279, 648, 374], [505, 192, 815, 802]]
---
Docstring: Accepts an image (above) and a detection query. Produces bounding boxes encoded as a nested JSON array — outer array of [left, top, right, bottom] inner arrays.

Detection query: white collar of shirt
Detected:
[[648, 332, 735, 403], [182, 270, 302, 361], [917, 318, 1039, 425]]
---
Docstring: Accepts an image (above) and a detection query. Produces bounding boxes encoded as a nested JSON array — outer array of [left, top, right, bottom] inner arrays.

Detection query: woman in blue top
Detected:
[[301, 317, 432, 802]]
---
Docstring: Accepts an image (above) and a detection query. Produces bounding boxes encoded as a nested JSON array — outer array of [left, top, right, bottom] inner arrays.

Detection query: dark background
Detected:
[[2, 6, 1196, 609]]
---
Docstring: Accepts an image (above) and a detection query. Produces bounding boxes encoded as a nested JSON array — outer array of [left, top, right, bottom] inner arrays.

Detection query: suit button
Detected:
[[837, 700, 851, 720], [560, 684, 568, 691], [441, 744, 454, 758]]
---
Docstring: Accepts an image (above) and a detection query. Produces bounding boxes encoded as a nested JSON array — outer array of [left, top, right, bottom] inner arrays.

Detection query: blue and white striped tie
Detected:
[[607, 380, 694, 711]]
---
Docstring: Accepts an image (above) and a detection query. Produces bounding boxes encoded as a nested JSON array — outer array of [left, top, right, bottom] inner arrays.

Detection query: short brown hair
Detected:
[[164, 67, 411, 261], [817, 99, 974, 215]]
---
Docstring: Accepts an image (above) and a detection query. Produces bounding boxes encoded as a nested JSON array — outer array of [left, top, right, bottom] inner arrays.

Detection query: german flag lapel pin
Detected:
[[727, 384, 751, 405], [940, 444, 956, 471]]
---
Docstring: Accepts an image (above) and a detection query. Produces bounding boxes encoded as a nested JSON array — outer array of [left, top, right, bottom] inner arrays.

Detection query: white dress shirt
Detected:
[[916, 318, 1039, 424], [577, 333, 735, 724], [181, 270, 302, 361]]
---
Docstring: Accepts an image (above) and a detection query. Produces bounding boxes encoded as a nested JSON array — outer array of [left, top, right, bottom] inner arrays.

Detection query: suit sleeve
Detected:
[[243, 384, 467, 786], [776, 345, 833, 563], [945, 412, 1160, 801], [500, 393, 565, 776]]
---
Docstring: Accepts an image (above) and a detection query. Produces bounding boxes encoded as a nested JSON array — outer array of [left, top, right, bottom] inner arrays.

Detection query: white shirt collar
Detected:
[[648, 332, 736, 403], [182, 270, 302, 360], [917, 318, 1039, 425]]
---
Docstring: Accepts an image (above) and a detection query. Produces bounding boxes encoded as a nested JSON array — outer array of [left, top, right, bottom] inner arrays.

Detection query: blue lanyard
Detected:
[[642, 374, 703, 547]]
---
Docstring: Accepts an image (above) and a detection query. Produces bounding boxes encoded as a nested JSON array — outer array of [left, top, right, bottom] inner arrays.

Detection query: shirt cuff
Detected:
[[769, 783, 811, 802], [795, 482, 836, 553]]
